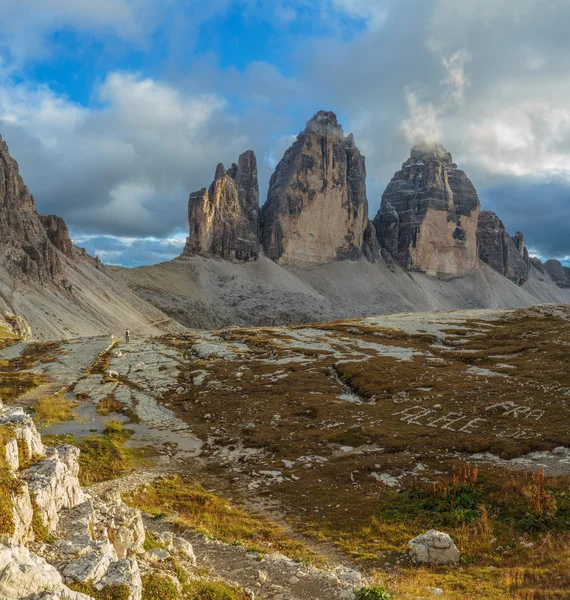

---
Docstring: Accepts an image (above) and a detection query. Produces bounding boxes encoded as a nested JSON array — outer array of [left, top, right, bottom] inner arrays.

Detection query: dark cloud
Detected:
[[479, 179, 570, 258]]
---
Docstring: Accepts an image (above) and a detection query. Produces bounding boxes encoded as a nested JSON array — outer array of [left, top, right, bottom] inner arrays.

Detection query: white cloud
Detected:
[[465, 102, 570, 180], [0, 0, 148, 64], [0, 71, 249, 236], [400, 50, 470, 146]]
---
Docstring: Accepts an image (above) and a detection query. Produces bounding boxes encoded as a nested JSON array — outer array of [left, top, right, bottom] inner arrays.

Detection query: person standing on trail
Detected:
[[125, 329, 130, 343]]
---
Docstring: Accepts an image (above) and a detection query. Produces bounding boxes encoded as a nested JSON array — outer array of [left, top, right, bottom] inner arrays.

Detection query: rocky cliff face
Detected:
[[0, 134, 73, 281], [184, 151, 259, 262], [373, 143, 480, 277], [543, 259, 570, 288], [260, 111, 368, 266], [476, 210, 530, 285]]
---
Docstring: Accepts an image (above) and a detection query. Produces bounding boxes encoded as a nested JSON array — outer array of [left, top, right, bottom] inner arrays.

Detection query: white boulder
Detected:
[[96, 558, 142, 600], [0, 544, 67, 599], [4, 439, 19, 472], [92, 490, 145, 559], [0, 410, 45, 462], [22, 446, 86, 533], [408, 530, 460, 565]]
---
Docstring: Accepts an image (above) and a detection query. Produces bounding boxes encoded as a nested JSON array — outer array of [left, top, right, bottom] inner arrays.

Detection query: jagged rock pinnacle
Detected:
[[373, 144, 480, 277], [184, 150, 260, 262], [260, 110, 368, 265]]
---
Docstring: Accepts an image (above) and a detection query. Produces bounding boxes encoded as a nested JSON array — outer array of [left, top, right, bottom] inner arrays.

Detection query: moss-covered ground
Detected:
[[155, 305, 570, 599]]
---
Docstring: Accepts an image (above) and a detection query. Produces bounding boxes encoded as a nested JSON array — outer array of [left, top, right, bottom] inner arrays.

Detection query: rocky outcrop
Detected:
[[543, 259, 570, 288], [0, 401, 155, 600], [260, 111, 368, 265], [23, 445, 86, 533], [0, 544, 93, 600], [183, 151, 259, 261], [0, 134, 74, 282], [373, 143, 480, 277], [408, 530, 460, 566], [40, 215, 74, 257], [3, 314, 32, 341], [476, 211, 530, 285], [362, 221, 381, 263]]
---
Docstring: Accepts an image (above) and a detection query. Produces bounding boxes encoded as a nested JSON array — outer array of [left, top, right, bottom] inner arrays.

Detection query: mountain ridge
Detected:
[[0, 111, 569, 339]]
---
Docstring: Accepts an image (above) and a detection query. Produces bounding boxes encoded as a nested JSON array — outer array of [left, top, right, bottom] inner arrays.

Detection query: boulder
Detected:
[[0, 406, 45, 462], [260, 111, 368, 265], [4, 439, 19, 472], [0, 544, 73, 599], [22, 446, 85, 532], [95, 558, 142, 600], [6, 483, 34, 546], [60, 541, 117, 585], [92, 490, 145, 559], [408, 530, 460, 565], [183, 150, 259, 261], [374, 143, 480, 277]]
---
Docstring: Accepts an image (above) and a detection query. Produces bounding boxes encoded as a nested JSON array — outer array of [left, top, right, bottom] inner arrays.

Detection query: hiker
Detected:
[[125, 329, 130, 343]]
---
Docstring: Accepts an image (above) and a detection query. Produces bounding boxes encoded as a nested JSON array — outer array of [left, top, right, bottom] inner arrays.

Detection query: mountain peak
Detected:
[[409, 141, 453, 165], [305, 110, 343, 137]]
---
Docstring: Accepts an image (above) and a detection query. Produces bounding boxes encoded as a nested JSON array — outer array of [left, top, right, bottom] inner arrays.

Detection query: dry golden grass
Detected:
[[42, 430, 135, 486], [34, 395, 77, 427], [126, 474, 325, 566], [156, 306, 570, 598], [96, 395, 126, 416]]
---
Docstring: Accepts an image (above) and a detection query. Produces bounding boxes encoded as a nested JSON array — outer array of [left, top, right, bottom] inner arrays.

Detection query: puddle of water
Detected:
[[43, 388, 203, 458], [42, 393, 129, 437]]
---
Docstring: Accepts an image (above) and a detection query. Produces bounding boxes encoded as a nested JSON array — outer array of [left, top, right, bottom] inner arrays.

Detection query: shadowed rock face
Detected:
[[477, 211, 530, 285], [184, 150, 259, 262], [260, 111, 368, 266], [373, 143, 480, 277], [543, 259, 570, 288], [362, 221, 381, 263], [0, 134, 73, 281]]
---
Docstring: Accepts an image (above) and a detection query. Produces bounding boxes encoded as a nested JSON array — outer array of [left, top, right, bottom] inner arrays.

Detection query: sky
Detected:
[[0, 0, 569, 267]]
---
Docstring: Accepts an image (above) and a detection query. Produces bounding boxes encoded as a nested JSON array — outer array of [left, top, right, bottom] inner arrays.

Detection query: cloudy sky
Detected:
[[0, 0, 568, 266]]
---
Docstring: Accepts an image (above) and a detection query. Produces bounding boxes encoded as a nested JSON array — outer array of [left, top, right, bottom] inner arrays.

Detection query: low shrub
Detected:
[[355, 587, 391, 600]]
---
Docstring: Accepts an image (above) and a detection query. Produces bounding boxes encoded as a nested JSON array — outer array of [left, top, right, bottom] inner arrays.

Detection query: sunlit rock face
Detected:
[[260, 111, 368, 266], [184, 150, 260, 262], [374, 143, 480, 277], [0, 134, 73, 281], [477, 210, 530, 285]]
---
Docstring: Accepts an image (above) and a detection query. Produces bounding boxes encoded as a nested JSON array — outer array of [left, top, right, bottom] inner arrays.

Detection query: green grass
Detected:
[[182, 581, 249, 600], [355, 587, 391, 600], [141, 575, 178, 600], [76, 434, 133, 486], [103, 418, 127, 437]]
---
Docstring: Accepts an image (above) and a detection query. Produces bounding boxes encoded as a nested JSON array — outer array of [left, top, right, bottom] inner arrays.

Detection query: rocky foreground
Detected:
[[1, 304, 570, 598], [0, 334, 370, 599]]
